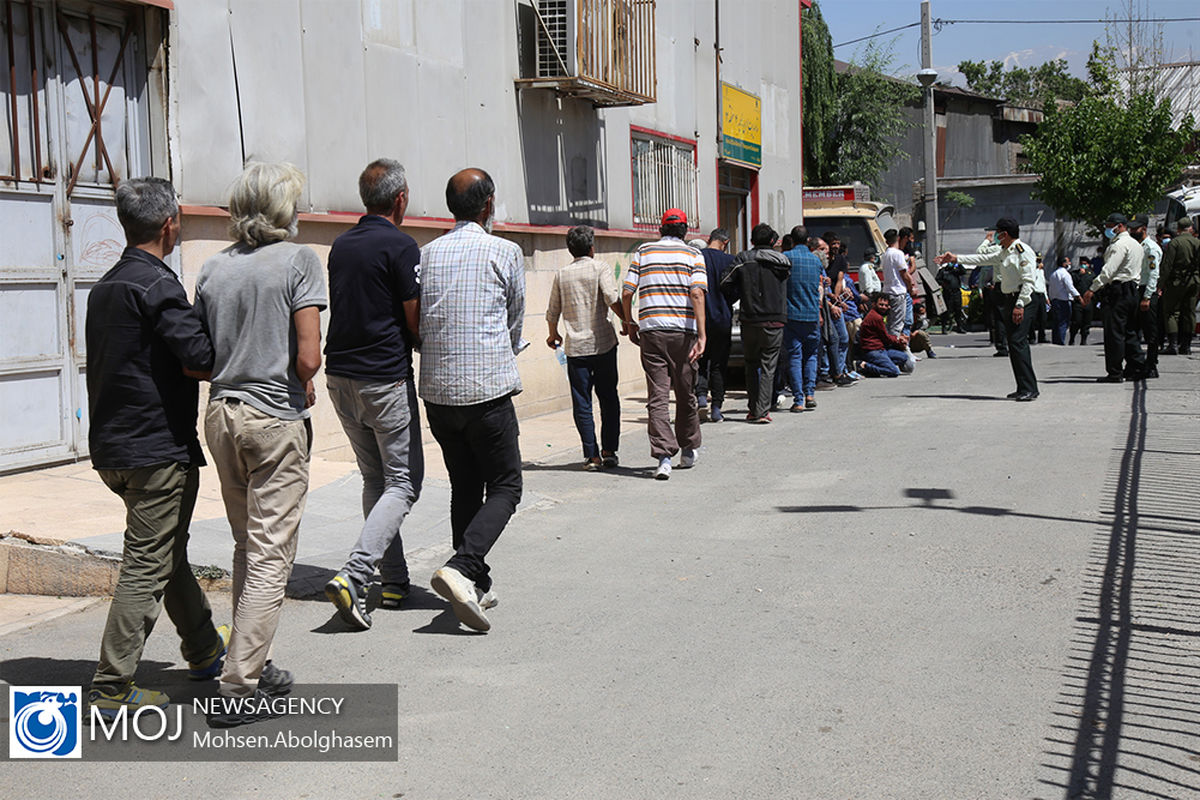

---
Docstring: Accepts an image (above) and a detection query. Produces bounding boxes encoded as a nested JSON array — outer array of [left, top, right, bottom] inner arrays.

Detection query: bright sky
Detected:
[[821, 0, 1200, 86]]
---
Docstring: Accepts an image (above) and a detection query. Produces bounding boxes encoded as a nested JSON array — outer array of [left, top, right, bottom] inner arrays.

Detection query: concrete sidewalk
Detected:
[[2, 334, 1198, 799]]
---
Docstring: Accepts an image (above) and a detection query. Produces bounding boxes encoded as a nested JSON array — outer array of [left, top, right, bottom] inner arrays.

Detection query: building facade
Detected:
[[1, 0, 811, 471]]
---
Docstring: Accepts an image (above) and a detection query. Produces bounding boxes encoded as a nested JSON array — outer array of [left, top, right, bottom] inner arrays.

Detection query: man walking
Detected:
[[783, 226, 824, 412], [938, 217, 1039, 401], [323, 159, 423, 631], [1047, 255, 1080, 345], [1160, 215, 1200, 355], [721, 223, 790, 422], [86, 177, 226, 719], [936, 260, 966, 334], [696, 228, 735, 421], [546, 225, 624, 468], [420, 168, 525, 632], [1130, 214, 1162, 378], [622, 209, 707, 480], [1082, 213, 1147, 382]]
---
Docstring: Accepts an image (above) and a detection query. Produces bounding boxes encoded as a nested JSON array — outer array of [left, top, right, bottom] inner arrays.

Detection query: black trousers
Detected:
[[940, 294, 964, 332], [1138, 288, 1160, 369], [742, 324, 783, 419], [425, 395, 523, 592], [1029, 292, 1048, 342], [1069, 299, 1093, 344], [1101, 281, 1146, 378], [695, 325, 732, 407], [987, 288, 1009, 352], [999, 293, 1037, 394]]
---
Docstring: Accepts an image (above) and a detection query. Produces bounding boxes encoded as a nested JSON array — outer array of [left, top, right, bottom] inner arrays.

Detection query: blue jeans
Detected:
[[566, 346, 621, 459], [903, 294, 914, 335], [1050, 298, 1072, 345], [327, 375, 424, 588], [784, 319, 820, 399], [860, 348, 911, 377]]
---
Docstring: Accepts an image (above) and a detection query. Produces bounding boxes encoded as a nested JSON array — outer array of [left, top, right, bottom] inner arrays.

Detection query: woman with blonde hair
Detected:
[[194, 161, 327, 726]]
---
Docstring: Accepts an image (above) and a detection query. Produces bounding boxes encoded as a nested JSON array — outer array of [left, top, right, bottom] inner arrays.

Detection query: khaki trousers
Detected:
[[205, 400, 311, 698], [639, 329, 701, 460], [92, 462, 218, 691]]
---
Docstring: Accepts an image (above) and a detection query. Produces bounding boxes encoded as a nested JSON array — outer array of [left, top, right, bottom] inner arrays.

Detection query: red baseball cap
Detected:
[[661, 208, 688, 226]]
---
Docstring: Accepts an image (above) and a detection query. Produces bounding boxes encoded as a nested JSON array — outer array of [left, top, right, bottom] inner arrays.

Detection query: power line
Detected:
[[832, 17, 1200, 49]]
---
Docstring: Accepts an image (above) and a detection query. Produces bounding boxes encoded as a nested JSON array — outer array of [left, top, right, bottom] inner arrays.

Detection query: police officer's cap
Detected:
[[995, 217, 1019, 238], [1130, 213, 1150, 229], [1105, 212, 1129, 227], [863, 246, 877, 259]]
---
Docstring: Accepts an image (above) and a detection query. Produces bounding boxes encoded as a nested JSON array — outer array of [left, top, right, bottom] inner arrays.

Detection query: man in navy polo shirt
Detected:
[[324, 159, 423, 631]]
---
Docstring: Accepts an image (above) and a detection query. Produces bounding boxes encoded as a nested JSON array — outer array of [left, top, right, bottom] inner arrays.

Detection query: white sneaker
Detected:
[[478, 587, 498, 610], [680, 448, 698, 468], [654, 457, 672, 480], [430, 566, 490, 632]]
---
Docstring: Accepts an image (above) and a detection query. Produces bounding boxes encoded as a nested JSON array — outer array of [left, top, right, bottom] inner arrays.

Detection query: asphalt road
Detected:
[[2, 334, 1198, 799]]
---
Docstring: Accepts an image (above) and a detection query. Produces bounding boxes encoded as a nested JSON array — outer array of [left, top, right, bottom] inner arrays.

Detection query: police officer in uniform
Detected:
[[937, 217, 1038, 400], [1160, 215, 1200, 355], [1070, 257, 1095, 345], [1083, 212, 1146, 382], [1129, 214, 1162, 377]]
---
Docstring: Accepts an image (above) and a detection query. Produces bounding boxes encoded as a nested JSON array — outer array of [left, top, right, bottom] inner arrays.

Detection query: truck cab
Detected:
[[801, 184, 896, 280]]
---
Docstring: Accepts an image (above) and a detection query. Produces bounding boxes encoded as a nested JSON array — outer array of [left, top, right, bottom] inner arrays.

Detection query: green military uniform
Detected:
[[957, 238, 1039, 397], [1160, 228, 1200, 354]]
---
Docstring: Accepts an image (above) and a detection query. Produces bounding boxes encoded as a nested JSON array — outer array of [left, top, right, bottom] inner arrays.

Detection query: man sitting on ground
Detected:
[[855, 293, 914, 378]]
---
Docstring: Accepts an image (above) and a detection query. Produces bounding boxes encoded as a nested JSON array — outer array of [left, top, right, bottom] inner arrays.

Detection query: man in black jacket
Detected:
[[722, 223, 791, 422], [86, 177, 226, 720]]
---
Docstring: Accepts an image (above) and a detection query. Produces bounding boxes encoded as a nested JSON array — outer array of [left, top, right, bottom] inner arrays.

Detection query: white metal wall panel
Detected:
[[173, 0, 245, 204], [69, 197, 125, 269], [229, 0, 309, 206], [0, 371, 65, 451], [362, 45, 425, 211], [414, 0, 464, 69], [0, 192, 55, 263], [299, 0, 368, 212], [0, 282, 60, 361], [414, 56, 466, 216], [362, 0, 415, 49]]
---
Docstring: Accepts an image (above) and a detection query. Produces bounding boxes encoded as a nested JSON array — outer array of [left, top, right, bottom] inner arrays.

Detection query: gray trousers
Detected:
[[886, 292, 907, 337], [327, 375, 424, 588]]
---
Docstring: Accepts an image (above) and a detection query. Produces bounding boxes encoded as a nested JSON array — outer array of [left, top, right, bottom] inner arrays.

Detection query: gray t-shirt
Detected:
[[196, 241, 327, 420]]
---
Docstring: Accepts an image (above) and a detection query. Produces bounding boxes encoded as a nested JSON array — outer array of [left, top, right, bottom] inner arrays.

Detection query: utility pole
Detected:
[[918, 0, 939, 258]]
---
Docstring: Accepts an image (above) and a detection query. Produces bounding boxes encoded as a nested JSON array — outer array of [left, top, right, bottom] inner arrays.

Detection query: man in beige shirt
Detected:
[[1083, 212, 1147, 382], [547, 225, 626, 469]]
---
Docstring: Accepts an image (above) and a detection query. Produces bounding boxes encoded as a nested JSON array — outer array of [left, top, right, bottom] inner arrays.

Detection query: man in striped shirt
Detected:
[[621, 208, 707, 480]]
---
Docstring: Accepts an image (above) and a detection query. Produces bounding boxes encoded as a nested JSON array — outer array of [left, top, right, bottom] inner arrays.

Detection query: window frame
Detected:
[[629, 125, 699, 232]]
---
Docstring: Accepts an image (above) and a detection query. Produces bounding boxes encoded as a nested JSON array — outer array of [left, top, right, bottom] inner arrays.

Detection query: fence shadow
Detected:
[[1036, 380, 1200, 799]]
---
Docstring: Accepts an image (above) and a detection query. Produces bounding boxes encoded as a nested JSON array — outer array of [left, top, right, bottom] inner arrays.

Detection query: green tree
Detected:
[[829, 41, 920, 186], [957, 58, 1089, 106], [801, 1, 836, 184], [1021, 92, 1195, 228]]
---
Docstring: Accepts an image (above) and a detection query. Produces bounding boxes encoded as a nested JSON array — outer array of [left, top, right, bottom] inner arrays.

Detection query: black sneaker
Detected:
[[258, 661, 293, 697], [379, 581, 410, 610], [207, 687, 283, 729], [325, 571, 371, 630]]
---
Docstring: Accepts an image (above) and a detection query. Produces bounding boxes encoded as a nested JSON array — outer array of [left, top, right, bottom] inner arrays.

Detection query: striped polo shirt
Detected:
[[623, 236, 707, 333]]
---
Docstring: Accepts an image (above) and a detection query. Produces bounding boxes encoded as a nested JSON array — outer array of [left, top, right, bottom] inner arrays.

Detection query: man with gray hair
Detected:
[[546, 225, 626, 469], [85, 177, 227, 719], [323, 159, 423, 630]]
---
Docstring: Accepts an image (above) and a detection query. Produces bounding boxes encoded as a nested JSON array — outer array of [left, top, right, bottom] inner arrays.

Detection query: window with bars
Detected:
[[631, 131, 697, 228]]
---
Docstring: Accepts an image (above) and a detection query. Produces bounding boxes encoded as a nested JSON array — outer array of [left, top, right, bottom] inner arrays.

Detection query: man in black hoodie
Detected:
[[722, 223, 791, 422]]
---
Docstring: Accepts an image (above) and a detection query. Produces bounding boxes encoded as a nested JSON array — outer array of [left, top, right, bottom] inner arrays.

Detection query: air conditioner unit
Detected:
[[535, 0, 575, 79]]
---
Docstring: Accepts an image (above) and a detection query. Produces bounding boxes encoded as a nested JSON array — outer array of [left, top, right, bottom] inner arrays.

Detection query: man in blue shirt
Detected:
[[696, 229, 734, 421], [783, 225, 824, 412], [323, 159, 424, 631]]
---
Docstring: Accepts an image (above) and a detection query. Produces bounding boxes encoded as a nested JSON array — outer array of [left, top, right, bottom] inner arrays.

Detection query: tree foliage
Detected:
[[827, 41, 920, 186], [1022, 92, 1195, 228], [801, 2, 836, 185], [802, 3, 918, 187], [957, 58, 1089, 106]]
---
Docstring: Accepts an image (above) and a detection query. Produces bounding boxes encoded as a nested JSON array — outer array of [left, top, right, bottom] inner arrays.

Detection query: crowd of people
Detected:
[[83, 156, 1198, 730]]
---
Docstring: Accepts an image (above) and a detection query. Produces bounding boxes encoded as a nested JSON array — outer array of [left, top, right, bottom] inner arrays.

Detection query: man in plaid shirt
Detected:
[[419, 168, 525, 632]]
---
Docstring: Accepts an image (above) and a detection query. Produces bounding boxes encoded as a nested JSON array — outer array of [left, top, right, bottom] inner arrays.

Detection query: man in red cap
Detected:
[[621, 209, 707, 480]]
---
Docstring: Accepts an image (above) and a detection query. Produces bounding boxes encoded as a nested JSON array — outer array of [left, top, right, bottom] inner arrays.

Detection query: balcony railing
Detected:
[[516, 0, 656, 108]]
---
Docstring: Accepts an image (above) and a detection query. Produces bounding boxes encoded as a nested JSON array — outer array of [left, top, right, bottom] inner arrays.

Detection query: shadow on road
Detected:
[[1035, 380, 1200, 799]]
